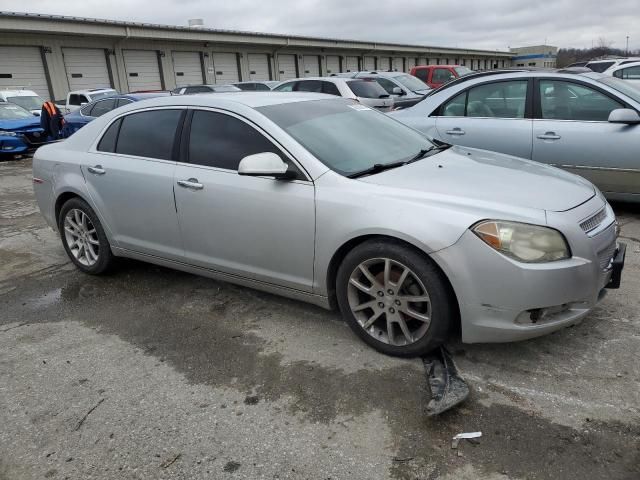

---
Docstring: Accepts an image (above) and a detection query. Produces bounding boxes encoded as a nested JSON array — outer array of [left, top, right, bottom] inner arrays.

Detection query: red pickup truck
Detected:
[[409, 65, 473, 89]]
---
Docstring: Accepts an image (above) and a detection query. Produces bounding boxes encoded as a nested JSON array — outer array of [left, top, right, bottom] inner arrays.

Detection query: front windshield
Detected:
[[597, 76, 640, 103], [7, 95, 44, 111], [0, 103, 33, 120], [586, 61, 614, 73], [394, 74, 430, 92], [258, 99, 433, 176], [454, 67, 473, 77], [89, 91, 117, 101]]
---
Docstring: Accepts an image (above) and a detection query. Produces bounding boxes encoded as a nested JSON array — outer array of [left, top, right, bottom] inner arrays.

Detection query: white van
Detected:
[[0, 89, 44, 116]]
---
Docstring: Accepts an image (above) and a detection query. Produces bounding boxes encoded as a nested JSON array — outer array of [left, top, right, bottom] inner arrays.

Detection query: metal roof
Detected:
[[0, 11, 512, 56]]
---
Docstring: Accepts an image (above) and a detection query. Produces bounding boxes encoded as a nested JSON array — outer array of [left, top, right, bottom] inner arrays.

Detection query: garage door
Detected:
[[172, 51, 203, 88], [123, 50, 162, 92], [277, 54, 297, 80], [0, 46, 50, 99], [326, 55, 340, 75], [302, 55, 320, 77], [379, 57, 391, 71], [392, 57, 404, 72], [247, 54, 270, 81], [406, 57, 417, 70], [418, 57, 427, 66], [363, 56, 376, 71], [62, 48, 111, 92], [345, 56, 359, 73], [211, 53, 239, 84]]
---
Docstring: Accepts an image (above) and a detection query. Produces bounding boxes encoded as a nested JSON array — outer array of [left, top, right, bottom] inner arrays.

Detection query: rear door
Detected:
[[531, 78, 640, 195], [83, 108, 184, 259], [173, 109, 315, 291], [434, 79, 533, 159]]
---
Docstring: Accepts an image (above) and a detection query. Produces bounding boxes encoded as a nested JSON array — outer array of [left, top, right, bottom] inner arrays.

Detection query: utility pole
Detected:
[[626, 36, 630, 56]]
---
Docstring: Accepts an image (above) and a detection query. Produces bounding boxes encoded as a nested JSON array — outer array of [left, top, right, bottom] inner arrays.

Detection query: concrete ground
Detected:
[[0, 158, 638, 480]]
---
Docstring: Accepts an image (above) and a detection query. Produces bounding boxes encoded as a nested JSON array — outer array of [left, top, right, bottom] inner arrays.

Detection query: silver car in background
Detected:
[[32, 94, 625, 357], [352, 70, 431, 109], [392, 71, 640, 202], [273, 77, 394, 111]]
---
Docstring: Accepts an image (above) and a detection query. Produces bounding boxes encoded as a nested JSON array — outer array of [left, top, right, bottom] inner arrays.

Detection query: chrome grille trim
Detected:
[[580, 208, 607, 234], [598, 240, 617, 270]]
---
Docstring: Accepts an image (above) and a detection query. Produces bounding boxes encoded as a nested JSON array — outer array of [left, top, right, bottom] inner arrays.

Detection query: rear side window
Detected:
[[185, 86, 213, 94], [615, 66, 640, 80], [296, 81, 322, 93], [90, 99, 117, 118], [347, 80, 388, 98], [188, 110, 284, 171], [255, 83, 271, 91], [97, 118, 121, 153], [414, 68, 428, 82], [432, 68, 456, 83], [586, 61, 615, 73], [115, 110, 183, 160], [321, 81, 341, 96], [274, 82, 296, 92], [373, 77, 398, 95], [116, 98, 133, 108], [539, 80, 623, 121]]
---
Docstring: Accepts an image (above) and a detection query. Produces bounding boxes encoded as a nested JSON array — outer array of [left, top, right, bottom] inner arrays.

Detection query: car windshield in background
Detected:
[[586, 62, 615, 73], [90, 92, 116, 101], [394, 74, 430, 91], [598, 76, 640, 103], [7, 95, 44, 111], [346, 80, 389, 98], [214, 85, 242, 92], [258, 99, 433, 176], [0, 103, 33, 120], [454, 67, 473, 76]]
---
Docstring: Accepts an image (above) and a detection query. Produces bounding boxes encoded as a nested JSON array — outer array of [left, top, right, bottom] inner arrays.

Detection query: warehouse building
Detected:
[[0, 11, 513, 100], [510, 45, 558, 68]]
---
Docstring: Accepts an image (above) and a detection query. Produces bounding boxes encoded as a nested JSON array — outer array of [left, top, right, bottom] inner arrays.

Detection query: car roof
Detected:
[[0, 89, 40, 97], [119, 92, 171, 100]]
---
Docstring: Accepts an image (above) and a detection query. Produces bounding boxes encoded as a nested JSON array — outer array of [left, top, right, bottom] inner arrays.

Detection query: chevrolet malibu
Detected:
[[32, 93, 625, 357]]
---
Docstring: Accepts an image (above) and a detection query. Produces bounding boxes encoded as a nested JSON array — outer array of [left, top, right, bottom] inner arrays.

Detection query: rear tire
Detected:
[[336, 239, 454, 357], [58, 197, 114, 275]]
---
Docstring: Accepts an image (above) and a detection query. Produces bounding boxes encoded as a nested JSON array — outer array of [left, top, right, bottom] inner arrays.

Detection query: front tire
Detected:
[[58, 197, 114, 274], [336, 240, 454, 357]]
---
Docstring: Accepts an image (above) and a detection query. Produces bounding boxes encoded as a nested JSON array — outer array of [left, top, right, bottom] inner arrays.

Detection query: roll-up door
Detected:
[[406, 57, 417, 71], [277, 54, 297, 80], [326, 55, 340, 75], [302, 55, 320, 77], [0, 46, 50, 99], [392, 57, 404, 72], [172, 51, 203, 87], [123, 50, 162, 92], [418, 57, 427, 66], [247, 54, 270, 80], [379, 57, 391, 71], [345, 56, 359, 72], [62, 48, 111, 92], [363, 56, 376, 71], [211, 53, 240, 83]]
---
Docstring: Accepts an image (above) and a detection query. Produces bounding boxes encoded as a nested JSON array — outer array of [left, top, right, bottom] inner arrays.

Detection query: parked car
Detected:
[[33, 93, 624, 356], [565, 61, 589, 68], [0, 102, 48, 157], [0, 89, 45, 116], [606, 61, 640, 83], [410, 65, 473, 89], [232, 81, 280, 91], [351, 71, 431, 109], [391, 70, 640, 202], [273, 77, 393, 111], [171, 84, 242, 95], [585, 58, 640, 73], [56, 88, 118, 114], [62, 92, 171, 137]]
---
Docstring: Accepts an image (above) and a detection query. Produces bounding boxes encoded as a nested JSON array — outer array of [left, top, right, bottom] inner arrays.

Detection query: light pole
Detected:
[[626, 36, 630, 56]]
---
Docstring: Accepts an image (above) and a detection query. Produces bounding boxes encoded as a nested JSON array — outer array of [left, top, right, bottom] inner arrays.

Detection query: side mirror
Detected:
[[238, 152, 295, 179], [608, 108, 640, 124], [392, 86, 404, 95]]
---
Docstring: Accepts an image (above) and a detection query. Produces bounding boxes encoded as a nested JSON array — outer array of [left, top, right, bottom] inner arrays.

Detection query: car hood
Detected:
[[0, 118, 41, 131], [359, 146, 595, 213]]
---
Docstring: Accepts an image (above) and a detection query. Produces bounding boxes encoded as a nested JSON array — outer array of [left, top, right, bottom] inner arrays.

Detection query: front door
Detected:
[[82, 108, 185, 260], [531, 78, 640, 195], [173, 109, 315, 292], [434, 79, 533, 159]]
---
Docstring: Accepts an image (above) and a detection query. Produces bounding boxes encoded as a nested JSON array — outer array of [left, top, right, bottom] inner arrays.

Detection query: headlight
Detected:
[[0, 131, 17, 137], [472, 220, 570, 263]]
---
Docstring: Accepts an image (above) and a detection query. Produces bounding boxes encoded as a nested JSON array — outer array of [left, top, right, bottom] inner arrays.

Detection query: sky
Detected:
[[2, 0, 637, 51]]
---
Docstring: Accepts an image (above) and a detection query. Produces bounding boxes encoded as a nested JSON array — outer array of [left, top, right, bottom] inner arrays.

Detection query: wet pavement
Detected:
[[1, 158, 639, 479]]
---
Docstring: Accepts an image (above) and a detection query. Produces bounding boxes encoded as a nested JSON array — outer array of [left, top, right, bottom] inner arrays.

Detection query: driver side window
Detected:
[[440, 81, 527, 119], [538, 80, 623, 121]]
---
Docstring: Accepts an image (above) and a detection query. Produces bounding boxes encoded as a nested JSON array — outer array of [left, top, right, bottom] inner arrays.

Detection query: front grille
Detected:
[[580, 208, 607, 233], [22, 131, 46, 145], [598, 240, 617, 270]]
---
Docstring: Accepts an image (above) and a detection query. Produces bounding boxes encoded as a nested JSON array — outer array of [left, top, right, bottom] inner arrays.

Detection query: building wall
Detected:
[[510, 45, 558, 68]]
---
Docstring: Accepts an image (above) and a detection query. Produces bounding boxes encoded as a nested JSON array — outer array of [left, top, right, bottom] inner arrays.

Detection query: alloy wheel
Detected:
[[63, 208, 100, 267], [347, 258, 431, 346]]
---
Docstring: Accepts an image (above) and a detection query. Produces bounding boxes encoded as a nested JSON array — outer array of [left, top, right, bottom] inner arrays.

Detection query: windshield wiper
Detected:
[[347, 160, 407, 179]]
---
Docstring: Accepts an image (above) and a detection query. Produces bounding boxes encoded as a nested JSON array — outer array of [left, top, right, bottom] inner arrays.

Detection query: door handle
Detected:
[[177, 178, 204, 190], [87, 165, 106, 175], [537, 132, 561, 140], [445, 128, 465, 136]]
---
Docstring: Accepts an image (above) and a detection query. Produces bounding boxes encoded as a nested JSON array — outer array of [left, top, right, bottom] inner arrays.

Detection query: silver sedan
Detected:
[[32, 93, 625, 356], [391, 71, 640, 203]]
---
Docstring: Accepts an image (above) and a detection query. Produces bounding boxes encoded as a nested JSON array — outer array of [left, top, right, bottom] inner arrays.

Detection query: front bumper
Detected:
[[432, 215, 624, 344], [0, 136, 29, 154]]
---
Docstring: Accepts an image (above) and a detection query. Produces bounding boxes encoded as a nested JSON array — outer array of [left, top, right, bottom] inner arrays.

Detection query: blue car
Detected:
[[62, 92, 170, 137], [0, 102, 48, 157]]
